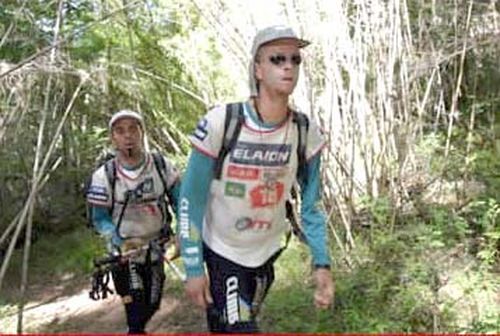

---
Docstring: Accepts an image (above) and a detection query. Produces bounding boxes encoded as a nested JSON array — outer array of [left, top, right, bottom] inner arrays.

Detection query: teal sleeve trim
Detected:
[[168, 181, 180, 214], [92, 206, 122, 247], [179, 149, 215, 278], [298, 154, 331, 266]]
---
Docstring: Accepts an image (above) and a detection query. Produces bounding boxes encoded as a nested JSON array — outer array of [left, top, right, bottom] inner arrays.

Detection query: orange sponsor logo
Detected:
[[227, 165, 260, 180]]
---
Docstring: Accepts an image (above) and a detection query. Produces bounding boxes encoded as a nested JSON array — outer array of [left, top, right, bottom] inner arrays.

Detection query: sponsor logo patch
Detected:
[[185, 246, 199, 255], [179, 198, 190, 239], [227, 165, 260, 180], [193, 118, 209, 141], [142, 177, 154, 193], [230, 142, 292, 166], [183, 256, 200, 266], [225, 181, 246, 198], [262, 168, 288, 182], [235, 217, 271, 231], [226, 276, 239, 325], [87, 185, 108, 202], [249, 182, 284, 208], [128, 178, 154, 200], [88, 185, 107, 194]]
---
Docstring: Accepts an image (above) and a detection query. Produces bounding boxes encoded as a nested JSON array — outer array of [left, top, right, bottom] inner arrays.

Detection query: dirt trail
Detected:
[[1, 276, 206, 334]]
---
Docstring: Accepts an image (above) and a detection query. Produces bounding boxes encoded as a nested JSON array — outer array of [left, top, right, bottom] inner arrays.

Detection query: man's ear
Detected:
[[109, 132, 116, 148], [254, 62, 263, 81]]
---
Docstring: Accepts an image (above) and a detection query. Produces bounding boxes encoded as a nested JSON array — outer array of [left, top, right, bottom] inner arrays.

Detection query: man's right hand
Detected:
[[185, 275, 213, 309], [102, 231, 122, 254], [122, 237, 146, 252]]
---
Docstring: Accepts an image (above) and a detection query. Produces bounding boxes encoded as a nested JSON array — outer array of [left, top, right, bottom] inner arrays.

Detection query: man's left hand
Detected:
[[166, 235, 180, 261], [313, 268, 334, 309]]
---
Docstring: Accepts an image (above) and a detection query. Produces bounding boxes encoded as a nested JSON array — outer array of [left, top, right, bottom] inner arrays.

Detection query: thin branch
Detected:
[[17, 0, 65, 332], [0, 0, 143, 79], [111, 63, 207, 105]]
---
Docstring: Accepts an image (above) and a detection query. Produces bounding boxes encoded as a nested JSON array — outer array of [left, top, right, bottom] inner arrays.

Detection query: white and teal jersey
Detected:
[[188, 101, 325, 267], [87, 154, 179, 240]]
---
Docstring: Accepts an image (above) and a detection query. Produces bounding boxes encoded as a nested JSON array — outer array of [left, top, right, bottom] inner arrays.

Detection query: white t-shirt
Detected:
[[190, 102, 325, 267], [87, 154, 179, 240]]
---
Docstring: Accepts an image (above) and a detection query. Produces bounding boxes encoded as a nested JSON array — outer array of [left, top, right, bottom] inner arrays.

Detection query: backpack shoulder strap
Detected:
[[292, 110, 310, 180], [152, 152, 169, 194], [151, 152, 174, 236], [103, 158, 117, 215], [281, 111, 310, 249], [214, 102, 244, 179]]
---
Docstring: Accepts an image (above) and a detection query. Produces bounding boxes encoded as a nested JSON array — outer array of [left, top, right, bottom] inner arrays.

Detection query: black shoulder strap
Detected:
[[292, 111, 309, 181], [282, 111, 310, 250], [152, 152, 169, 194], [151, 152, 174, 236], [103, 159, 117, 215], [214, 102, 244, 179]]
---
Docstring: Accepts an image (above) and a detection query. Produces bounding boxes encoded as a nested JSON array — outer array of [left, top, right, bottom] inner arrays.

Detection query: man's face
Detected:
[[255, 39, 301, 97], [111, 117, 143, 157]]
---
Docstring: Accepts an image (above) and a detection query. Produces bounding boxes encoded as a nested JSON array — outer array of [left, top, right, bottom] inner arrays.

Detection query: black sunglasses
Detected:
[[268, 53, 302, 66]]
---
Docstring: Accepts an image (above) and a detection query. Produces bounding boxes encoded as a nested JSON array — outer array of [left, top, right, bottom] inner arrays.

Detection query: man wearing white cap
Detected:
[[87, 110, 180, 334], [180, 25, 334, 332]]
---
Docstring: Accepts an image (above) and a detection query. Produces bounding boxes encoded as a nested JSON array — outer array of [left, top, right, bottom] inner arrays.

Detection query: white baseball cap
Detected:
[[108, 110, 144, 130], [249, 25, 310, 96]]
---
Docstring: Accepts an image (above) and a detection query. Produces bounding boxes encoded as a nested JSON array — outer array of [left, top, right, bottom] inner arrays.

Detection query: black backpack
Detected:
[[214, 102, 310, 245], [85, 152, 174, 237]]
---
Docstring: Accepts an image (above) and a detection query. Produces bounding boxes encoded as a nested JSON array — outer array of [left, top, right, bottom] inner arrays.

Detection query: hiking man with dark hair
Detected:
[[86, 110, 180, 334], [179, 25, 334, 333]]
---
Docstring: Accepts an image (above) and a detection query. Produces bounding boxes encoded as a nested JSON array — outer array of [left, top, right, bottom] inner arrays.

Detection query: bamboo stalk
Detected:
[[111, 63, 207, 105], [444, 0, 474, 158], [0, 212, 21, 249], [0, 91, 19, 145], [150, 108, 190, 154], [464, 75, 477, 176], [0, 156, 62, 288], [0, 76, 87, 292], [189, 0, 247, 73], [17, 0, 65, 332], [0, 0, 29, 49], [324, 206, 354, 269], [120, 0, 143, 113]]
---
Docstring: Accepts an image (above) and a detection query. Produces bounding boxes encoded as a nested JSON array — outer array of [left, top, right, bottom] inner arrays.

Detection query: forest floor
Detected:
[[0, 271, 206, 334]]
